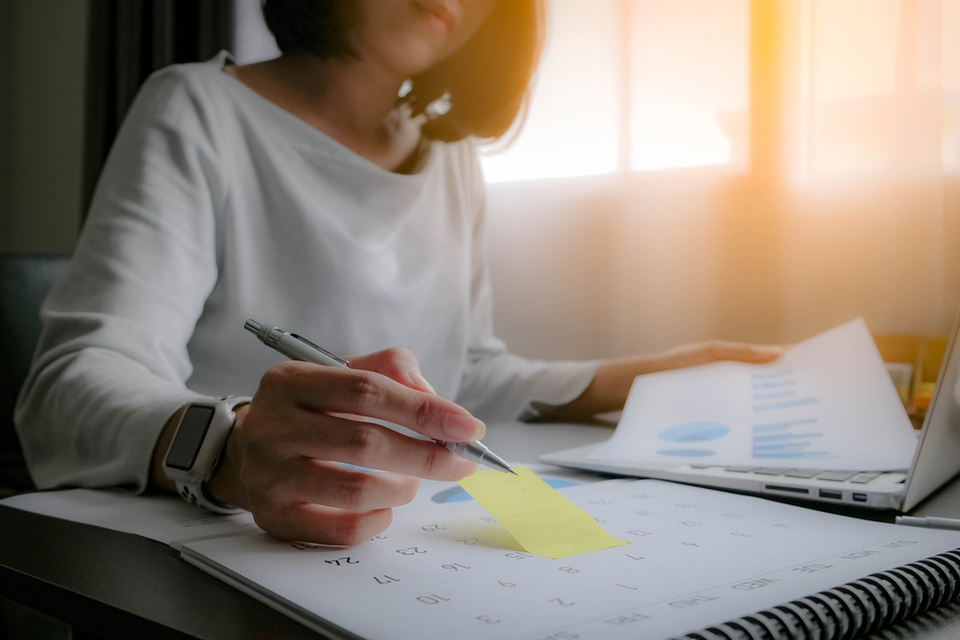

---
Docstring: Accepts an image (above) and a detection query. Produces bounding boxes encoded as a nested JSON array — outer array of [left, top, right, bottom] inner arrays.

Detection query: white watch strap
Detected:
[[175, 480, 243, 515], [172, 395, 250, 515]]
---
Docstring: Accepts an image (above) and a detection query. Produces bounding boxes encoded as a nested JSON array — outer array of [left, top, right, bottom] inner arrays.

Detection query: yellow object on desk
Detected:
[[457, 466, 629, 559]]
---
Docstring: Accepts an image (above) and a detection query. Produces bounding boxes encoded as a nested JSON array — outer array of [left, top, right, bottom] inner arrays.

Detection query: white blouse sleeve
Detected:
[[453, 145, 601, 423], [14, 67, 225, 491]]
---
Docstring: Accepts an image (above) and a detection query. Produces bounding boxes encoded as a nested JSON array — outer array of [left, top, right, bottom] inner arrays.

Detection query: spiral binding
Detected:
[[676, 548, 960, 640]]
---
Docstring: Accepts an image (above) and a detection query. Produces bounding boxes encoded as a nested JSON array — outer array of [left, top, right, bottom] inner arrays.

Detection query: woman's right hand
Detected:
[[203, 347, 482, 545]]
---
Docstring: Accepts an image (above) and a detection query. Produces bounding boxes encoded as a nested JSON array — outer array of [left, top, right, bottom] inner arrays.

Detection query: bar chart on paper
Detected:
[[748, 369, 830, 461], [588, 320, 919, 471]]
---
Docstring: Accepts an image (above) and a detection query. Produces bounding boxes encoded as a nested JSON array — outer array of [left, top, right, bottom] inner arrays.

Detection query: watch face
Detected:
[[167, 405, 216, 471]]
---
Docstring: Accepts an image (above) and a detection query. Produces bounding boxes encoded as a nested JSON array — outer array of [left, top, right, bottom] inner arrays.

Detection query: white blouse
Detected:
[[15, 52, 599, 492]]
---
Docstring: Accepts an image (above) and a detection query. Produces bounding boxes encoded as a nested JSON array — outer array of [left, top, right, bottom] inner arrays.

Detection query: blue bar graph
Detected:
[[752, 443, 810, 451], [752, 380, 797, 390], [748, 373, 831, 460], [753, 397, 818, 412], [753, 432, 822, 443], [751, 369, 792, 379], [753, 452, 832, 459], [753, 418, 819, 433], [752, 390, 796, 401]]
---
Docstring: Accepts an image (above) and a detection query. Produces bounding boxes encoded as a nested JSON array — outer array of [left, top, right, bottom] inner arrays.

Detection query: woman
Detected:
[[15, 0, 780, 545]]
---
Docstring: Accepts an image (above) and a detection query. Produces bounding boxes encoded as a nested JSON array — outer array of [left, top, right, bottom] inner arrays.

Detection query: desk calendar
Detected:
[[180, 478, 960, 640]]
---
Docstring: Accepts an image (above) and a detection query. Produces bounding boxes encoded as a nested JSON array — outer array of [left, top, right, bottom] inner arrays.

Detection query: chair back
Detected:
[[0, 255, 70, 492]]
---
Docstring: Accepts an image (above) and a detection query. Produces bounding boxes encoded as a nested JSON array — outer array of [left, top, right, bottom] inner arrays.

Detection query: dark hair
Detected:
[[261, 0, 544, 142]]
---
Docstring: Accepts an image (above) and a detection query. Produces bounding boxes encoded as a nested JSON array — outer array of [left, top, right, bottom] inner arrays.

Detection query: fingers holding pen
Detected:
[[211, 352, 485, 545], [259, 411, 478, 480], [247, 457, 421, 513], [264, 360, 485, 443]]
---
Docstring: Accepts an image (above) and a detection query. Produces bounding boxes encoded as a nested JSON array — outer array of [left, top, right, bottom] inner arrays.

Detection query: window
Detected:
[[484, 0, 960, 182], [807, 0, 901, 172], [480, 0, 622, 182], [805, 0, 960, 174], [942, 0, 960, 168], [628, 0, 749, 171], [481, 0, 751, 182]]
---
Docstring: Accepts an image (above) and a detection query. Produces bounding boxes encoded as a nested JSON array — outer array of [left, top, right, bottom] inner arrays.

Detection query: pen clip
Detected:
[[290, 333, 350, 367]]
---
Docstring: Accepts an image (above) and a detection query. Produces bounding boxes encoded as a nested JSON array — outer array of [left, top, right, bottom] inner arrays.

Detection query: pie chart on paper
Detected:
[[656, 421, 730, 457], [658, 422, 730, 442]]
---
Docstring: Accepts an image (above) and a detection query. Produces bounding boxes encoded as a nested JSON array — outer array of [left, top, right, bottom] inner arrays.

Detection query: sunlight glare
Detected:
[[481, 0, 620, 183], [632, 104, 732, 170], [943, 0, 960, 168], [629, 0, 749, 172]]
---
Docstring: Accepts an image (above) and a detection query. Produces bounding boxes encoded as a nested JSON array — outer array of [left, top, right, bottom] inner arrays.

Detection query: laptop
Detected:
[[540, 309, 960, 512]]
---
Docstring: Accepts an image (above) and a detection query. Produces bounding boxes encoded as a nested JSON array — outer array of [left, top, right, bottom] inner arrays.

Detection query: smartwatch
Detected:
[[163, 395, 251, 514]]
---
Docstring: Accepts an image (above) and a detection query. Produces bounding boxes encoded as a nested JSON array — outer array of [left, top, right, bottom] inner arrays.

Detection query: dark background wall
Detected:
[[0, 0, 89, 256]]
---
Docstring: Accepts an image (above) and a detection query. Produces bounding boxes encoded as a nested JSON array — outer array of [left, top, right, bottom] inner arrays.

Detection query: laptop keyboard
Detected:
[[690, 466, 884, 484]]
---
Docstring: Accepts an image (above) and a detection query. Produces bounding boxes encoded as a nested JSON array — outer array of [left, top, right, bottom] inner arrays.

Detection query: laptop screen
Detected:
[[902, 308, 960, 511]]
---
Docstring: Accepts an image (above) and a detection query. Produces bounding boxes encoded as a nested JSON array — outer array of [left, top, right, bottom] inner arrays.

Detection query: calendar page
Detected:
[[181, 479, 960, 640]]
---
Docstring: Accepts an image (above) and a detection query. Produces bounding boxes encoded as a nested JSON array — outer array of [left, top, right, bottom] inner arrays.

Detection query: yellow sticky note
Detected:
[[457, 466, 629, 559]]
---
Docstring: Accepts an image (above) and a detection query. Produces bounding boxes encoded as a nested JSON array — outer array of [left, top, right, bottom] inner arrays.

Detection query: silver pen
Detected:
[[244, 319, 515, 474], [895, 515, 960, 531]]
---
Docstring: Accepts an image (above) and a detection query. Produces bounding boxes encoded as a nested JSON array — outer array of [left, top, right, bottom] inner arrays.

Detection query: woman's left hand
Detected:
[[556, 340, 786, 418]]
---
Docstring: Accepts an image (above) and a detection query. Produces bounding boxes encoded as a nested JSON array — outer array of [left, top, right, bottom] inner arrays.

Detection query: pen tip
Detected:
[[509, 468, 518, 475]]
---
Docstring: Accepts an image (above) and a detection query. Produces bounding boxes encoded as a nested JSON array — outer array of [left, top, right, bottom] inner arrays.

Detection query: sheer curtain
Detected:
[[485, 0, 960, 362], [778, 0, 960, 342]]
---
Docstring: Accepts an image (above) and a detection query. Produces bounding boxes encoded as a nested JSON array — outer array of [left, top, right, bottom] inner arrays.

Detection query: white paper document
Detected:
[[588, 319, 918, 470]]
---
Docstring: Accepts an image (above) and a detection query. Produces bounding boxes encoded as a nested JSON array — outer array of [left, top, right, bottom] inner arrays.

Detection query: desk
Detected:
[[3, 420, 960, 639]]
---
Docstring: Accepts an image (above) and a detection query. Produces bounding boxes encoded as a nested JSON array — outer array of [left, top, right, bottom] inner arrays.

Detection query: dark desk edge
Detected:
[[0, 505, 317, 640]]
